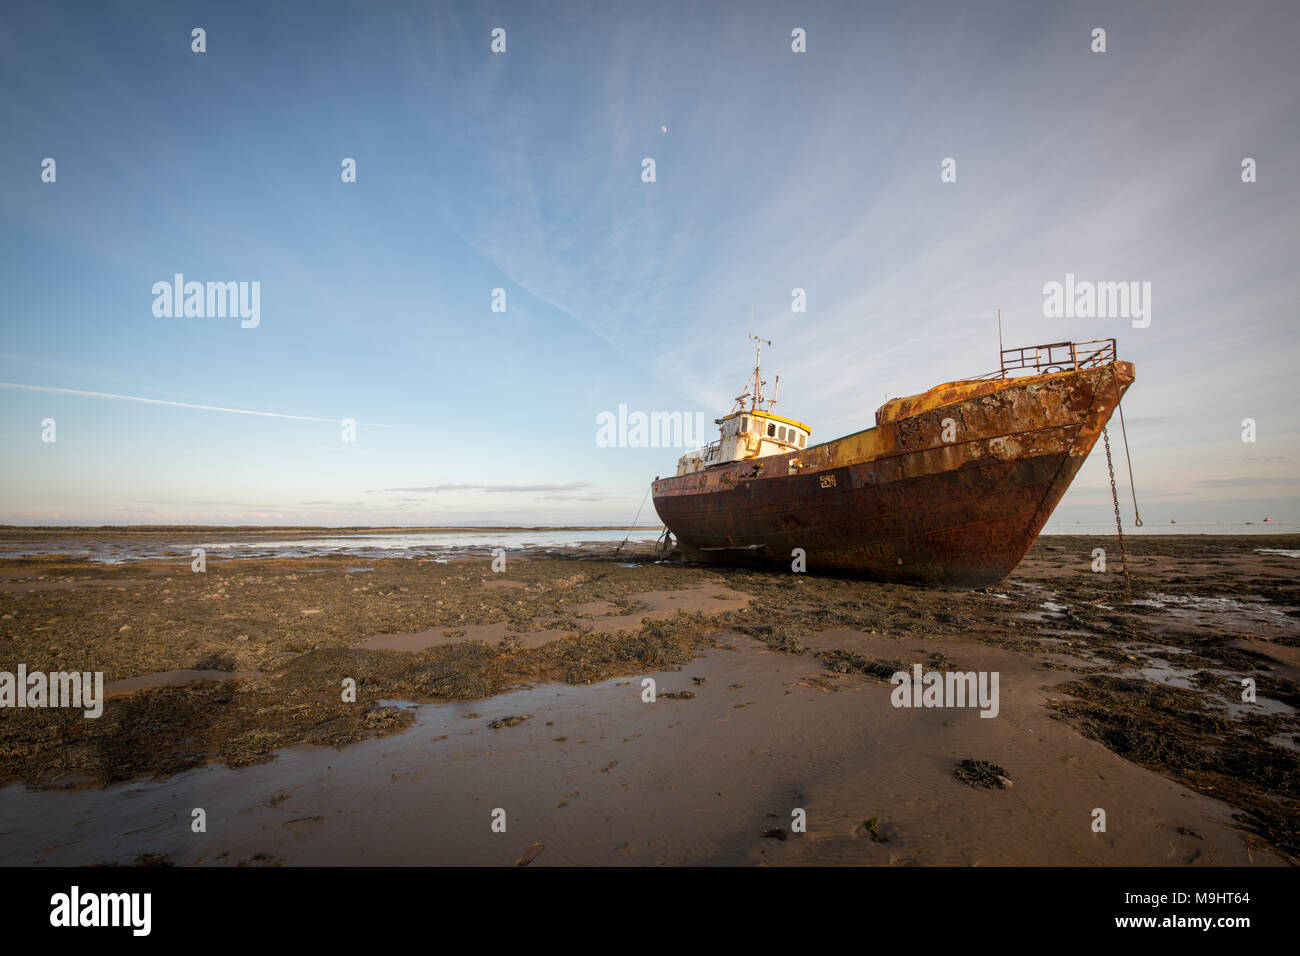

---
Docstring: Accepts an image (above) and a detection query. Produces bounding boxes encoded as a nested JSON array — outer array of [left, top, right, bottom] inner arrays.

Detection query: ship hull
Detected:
[[651, 361, 1135, 587]]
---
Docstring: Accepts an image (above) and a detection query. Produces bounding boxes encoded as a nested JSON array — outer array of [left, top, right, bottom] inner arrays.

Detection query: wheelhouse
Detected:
[[675, 336, 811, 476]]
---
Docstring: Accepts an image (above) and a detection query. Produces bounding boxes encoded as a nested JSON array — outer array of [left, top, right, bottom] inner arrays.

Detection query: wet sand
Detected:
[[0, 534, 1296, 866]]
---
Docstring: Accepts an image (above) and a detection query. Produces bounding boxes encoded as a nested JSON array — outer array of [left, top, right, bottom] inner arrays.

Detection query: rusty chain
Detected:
[[1102, 425, 1133, 596]]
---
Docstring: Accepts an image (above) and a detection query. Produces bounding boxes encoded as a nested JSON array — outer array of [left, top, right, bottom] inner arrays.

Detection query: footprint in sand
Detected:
[[515, 842, 544, 866]]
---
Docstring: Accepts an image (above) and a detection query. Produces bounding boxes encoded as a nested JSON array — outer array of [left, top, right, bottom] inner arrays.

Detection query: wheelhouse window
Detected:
[[767, 422, 776, 437], [798, 433, 806, 448], [740, 417, 748, 433]]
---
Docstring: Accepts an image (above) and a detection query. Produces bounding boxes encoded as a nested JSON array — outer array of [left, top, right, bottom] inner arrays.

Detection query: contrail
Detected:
[[0, 382, 389, 426]]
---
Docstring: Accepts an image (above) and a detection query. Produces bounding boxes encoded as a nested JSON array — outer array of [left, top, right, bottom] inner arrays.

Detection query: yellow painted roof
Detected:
[[720, 409, 812, 432]]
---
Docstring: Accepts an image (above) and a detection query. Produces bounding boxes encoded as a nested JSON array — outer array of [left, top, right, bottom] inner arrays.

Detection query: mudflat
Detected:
[[0, 534, 1296, 866]]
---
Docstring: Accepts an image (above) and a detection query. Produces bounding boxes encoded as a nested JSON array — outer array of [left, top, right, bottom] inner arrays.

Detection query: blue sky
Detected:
[[1, 0, 1297, 527]]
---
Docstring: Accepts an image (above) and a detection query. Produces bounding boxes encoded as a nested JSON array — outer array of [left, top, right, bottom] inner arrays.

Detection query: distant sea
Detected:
[[0, 522, 1294, 564], [1041, 520, 1297, 536], [0, 529, 663, 563]]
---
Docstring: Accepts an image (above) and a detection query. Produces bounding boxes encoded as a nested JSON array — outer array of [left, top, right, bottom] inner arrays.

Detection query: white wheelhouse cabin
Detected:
[[674, 335, 812, 476]]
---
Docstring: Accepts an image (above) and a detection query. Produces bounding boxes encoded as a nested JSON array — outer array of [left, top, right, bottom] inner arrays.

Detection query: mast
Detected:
[[997, 309, 1005, 379], [748, 332, 770, 412]]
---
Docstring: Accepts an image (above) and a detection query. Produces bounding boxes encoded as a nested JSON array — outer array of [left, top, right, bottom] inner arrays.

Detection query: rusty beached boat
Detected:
[[651, 336, 1134, 586]]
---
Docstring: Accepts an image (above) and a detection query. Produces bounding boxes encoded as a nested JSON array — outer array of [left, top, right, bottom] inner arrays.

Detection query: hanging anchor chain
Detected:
[[1117, 401, 1142, 527], [1100, 363, 1142, 596], [1102, 425, 1133, 596]]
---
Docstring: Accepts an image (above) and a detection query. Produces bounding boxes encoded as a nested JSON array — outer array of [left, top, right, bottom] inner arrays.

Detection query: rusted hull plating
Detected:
[[651, 362, 1135, 586]]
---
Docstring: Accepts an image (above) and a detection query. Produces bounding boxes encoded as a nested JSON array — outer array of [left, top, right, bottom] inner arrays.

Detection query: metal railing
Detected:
[[974, 339, 1117, 379]]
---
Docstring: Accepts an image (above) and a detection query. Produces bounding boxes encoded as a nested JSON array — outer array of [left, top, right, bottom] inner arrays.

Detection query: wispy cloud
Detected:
[[0, 383, 388, 426], [1197, 476, 1300, 487], [371, 482, 593, 494]]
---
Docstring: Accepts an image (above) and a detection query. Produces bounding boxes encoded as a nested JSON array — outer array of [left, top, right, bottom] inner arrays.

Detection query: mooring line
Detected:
[[1102, 364, 1138, 595], [1117, 400, 1142, 526], [1109, 364, 1142, 527], [1102, 425, 1134, 596], [614, 482, 653, 555]]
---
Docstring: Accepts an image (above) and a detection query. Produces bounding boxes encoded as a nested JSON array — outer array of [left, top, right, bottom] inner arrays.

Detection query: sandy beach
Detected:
[[1, 533, 1296, 866]]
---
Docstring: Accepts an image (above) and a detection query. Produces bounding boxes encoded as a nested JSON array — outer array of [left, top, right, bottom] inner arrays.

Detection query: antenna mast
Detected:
[[747, 332, 771, 412], [997, 308, 1005, 379]]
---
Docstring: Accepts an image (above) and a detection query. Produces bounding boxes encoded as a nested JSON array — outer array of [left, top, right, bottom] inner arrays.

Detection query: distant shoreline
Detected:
[[0, 525, 664, 535], [0, 525, 1293, 539]]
